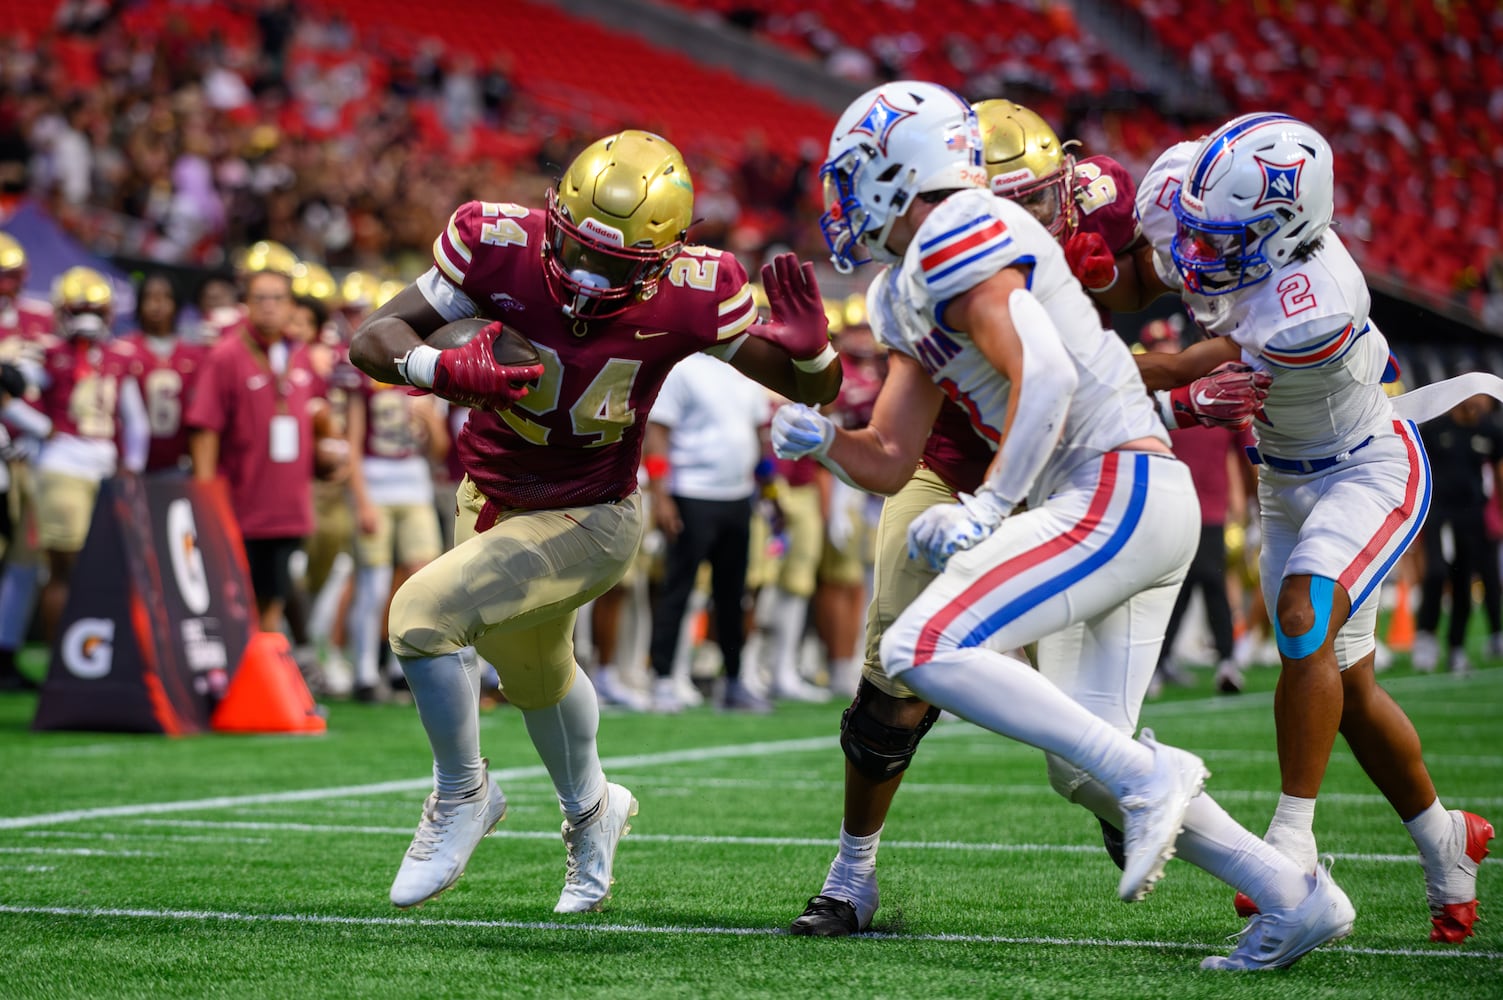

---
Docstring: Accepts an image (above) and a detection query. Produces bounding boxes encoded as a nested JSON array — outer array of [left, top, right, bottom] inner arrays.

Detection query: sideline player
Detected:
[[1133, 113, 1494, 943], [112, 272, 208, 474], [775, 82, 1354, 970], [789, 98, 1267, 937], [350, 130, 840, 914]]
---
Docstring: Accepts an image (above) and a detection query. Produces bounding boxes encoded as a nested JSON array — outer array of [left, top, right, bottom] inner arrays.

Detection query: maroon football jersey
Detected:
[[184, 333, 327, 539], [39, 337, 129, 440], [0, 298, 58, 380], [1074, 155, 1140, 255], [0, 297, 55, 342], [1073, 154, 1141, 328], [114, 332, 209, 472], [434, 201, 758, 509]]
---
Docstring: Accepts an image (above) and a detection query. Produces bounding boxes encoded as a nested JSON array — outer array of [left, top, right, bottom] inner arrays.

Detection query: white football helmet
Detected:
[[820, 81, 988, 273], [1171, 113, 1334, 295]]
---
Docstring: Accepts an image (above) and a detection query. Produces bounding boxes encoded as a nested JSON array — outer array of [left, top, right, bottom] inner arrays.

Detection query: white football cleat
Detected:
[[390, 771, 507, 908], [1201, 859, 1354, 970], [1117, 729, 1207, 902], [555, 782, 638, 913]]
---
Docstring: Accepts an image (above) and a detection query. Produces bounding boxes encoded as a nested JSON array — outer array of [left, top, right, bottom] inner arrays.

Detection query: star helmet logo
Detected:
[[850, 95, 916, 155], [1253, 156, 1303, 209]]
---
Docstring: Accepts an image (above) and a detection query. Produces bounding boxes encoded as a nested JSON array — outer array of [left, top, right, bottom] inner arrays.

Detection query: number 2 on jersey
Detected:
[[1277, 273, 1317, 317], [501, 344, 641, 447]]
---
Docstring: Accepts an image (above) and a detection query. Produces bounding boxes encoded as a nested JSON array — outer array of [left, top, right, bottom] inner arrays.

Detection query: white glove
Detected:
[[771, 403, 834, 460], [906, 488, 1013, 572]]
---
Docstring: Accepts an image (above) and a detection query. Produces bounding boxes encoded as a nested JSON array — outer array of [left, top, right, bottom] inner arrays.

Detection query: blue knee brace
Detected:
[[1274, 575, 1337, 660]]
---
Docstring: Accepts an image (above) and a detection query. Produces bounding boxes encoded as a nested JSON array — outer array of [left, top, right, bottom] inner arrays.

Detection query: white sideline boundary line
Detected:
[[0, 904, 1497, 962]]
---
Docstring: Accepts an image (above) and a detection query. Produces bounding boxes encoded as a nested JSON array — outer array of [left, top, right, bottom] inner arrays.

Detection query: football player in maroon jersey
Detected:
[[0, 233, 54, 691], [35, 268, 145, 643], [350, 130, 839, 914], [113, 272, 208, 474]]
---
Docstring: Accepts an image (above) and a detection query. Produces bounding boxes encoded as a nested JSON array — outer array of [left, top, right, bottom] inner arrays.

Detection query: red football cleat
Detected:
[[1429, 812, 1494, 944]]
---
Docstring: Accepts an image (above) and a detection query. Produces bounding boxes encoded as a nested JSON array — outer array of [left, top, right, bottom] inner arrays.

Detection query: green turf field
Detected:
[[1, 647, 1499, 999]]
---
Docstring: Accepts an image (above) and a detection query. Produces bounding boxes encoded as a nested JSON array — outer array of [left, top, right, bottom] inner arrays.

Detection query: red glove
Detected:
[[753, 252, 831, 362], [1064, 231, 1118, 292], [421, 322, 545, 412], [1168, 362, 1272, 430]]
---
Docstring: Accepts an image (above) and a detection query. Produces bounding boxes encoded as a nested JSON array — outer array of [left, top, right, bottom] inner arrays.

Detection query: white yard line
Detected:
[[116, 819, 1454, 865], [0, 904, 1496, 962]]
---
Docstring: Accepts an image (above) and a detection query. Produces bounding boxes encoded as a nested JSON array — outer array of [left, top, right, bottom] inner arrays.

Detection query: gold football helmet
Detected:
[[544, 130, 693, 319], [235, 240, 300, 279], [973, 99, 1077, 240], [52, 266, 113, 339], [0, 232, 25, 299], [291, 261, 338, 303]]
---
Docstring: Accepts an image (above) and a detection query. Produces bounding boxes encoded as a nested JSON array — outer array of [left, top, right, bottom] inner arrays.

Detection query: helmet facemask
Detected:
[[1171, 193, 1282, 295], [997, 154, 1077, 240], [819, 145, 917, 274], [543, 187, 681, 319]]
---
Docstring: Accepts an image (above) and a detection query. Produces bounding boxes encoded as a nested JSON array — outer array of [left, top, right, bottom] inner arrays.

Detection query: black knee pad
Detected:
[[839, 679, 942, 782]]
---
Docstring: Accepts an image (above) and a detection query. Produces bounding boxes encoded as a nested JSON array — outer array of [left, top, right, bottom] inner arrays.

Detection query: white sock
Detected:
[[772, 588, 809, 687], [1178, 794, 1309, 911], [831, 823, 881, 875], [521, 666, 608, 825], [307, 552, 353, 645], [1404, 798, 1457, 870], [349, 564, 393, 688], [399, 650, 484, 797], [1265, 792, 1319, 872], [900, 650, 1153, 791]]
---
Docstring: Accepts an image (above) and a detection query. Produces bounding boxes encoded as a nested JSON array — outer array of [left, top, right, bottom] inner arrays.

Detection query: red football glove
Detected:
[[424, 322, 545, 412], [1064, 231, 1118, 292], [1168, 361, 1272, 430], [754, 252, 831, 361]]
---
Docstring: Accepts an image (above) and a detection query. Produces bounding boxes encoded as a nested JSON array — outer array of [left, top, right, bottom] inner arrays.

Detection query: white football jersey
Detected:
[[869, 188, 1166, 505], [1137, 146, 1393, 462]]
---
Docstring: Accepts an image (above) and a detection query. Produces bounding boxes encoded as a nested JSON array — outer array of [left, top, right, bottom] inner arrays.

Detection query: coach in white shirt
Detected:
[[644, 351, 771, 713]]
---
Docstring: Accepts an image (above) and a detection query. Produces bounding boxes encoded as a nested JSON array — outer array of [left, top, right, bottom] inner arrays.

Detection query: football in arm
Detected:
[[427, 318, 540, 367]]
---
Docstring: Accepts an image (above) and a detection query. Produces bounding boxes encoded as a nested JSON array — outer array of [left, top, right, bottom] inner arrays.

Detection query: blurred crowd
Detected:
[[0, 0, 831, 286]]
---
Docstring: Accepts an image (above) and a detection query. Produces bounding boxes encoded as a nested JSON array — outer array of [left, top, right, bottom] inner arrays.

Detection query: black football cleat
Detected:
[[789, 895, 862, 937]]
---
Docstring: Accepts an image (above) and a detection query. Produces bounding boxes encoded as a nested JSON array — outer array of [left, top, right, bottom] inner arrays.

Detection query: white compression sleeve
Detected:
[[980, 289, 1078, 509]]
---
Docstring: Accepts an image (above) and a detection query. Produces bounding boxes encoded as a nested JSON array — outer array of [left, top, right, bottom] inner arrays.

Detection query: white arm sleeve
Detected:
[[414, 266, 480, 323], [2, 397, 52, 438], [981, 289, 1078, 509], [118, 376, 150, 474]]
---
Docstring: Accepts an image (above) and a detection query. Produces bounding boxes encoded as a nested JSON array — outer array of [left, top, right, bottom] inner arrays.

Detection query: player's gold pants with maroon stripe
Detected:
[[388, 477, 644, 709]]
